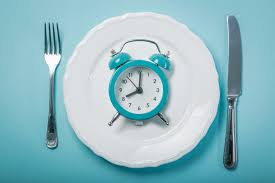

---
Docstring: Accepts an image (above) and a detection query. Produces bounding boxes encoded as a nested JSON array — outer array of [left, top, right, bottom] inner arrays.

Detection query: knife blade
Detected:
[[224, 15, 242, 169], [228, 16, 242, 97]]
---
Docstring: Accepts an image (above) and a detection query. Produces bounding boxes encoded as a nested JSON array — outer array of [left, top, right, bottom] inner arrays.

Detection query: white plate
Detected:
[[63, 12, 220, 168]]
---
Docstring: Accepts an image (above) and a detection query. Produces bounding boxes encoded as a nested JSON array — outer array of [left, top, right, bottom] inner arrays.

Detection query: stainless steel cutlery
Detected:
[[224, 16, 242, 169], [44, 23, 62, 149]]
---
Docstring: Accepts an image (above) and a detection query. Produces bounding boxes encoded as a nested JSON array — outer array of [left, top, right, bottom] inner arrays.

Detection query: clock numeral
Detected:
[[156, 88, 159, 93], [122, 79, 127, 84], [138, 106, 141, 111], [146, 103, 150, 108], [128, 72, 133, 77], [147, 72, 150, 77], [128, 103, 132, 107], [122, 97, 125, 101], [153, 79, 157, 83], [153, 97, 157, 101], [119, 88, 122, 92]]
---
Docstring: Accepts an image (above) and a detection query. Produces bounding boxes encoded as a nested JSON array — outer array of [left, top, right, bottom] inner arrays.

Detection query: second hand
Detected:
[[126, 76, 138, 90]]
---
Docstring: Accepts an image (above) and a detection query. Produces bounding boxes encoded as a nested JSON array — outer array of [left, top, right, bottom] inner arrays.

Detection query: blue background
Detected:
[[0, 0, 274, 182]]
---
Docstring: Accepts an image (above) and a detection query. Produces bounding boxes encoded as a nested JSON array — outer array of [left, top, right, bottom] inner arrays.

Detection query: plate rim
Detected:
[[63, 12, 220, 168]]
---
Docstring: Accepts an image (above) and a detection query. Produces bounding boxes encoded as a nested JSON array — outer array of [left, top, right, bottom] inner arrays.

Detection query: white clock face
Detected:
[[114, 66, 163, 114]]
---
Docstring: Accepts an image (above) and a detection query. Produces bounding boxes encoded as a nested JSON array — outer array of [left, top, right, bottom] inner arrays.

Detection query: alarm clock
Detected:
[[108, 39, 171, 126]]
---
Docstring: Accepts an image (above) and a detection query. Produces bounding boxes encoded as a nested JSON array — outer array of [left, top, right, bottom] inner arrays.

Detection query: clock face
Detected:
[[114, 66, 163, 114]]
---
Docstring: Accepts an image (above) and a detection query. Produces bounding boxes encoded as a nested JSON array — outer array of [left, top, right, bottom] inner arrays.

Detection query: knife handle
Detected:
[[224, 97, 238, 169]]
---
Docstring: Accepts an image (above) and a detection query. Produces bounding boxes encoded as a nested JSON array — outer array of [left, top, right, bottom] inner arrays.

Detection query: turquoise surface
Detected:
[[0, 0, 274, 182], [109, 52, 131, 70], [149, 54, 171, 70]]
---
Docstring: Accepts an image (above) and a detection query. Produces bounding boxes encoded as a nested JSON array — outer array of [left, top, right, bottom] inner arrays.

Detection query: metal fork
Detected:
[[44, 23, 61, 149]]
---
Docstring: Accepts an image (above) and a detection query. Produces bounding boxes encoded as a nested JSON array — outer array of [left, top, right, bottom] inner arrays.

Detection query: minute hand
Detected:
[[138, 71, 142, 88]]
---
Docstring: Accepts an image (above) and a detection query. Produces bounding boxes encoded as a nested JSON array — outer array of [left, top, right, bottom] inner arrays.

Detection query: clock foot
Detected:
[[108, 112, 120, 126], [135, 121, 144, 126], [157, 113, 169, 125]]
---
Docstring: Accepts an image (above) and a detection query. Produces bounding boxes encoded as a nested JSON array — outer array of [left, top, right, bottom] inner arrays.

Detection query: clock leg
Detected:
[[157, 113, 169, 125], [108, 112, 120, 126], [135, 121, 144, 126]]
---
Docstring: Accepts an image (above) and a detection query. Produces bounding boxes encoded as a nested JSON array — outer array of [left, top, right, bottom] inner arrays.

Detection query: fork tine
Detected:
[[56, 23, 61, 54], [44, 23, 48, 54], [48, 23, 52, 54], [52, 23, 57, 54]]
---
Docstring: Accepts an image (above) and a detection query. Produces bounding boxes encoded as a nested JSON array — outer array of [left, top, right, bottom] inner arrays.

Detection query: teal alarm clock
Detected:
[[108, 39, 171, 126]]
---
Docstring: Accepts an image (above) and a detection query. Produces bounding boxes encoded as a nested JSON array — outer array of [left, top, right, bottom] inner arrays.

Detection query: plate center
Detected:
[[88, 39, 191, 142]]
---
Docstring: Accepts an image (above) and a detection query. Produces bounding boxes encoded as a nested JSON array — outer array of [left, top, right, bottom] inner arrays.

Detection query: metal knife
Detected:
[[224, 15, 242, 169]]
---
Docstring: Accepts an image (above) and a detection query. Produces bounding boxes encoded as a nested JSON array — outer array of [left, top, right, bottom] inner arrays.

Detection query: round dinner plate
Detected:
[[63, 12, 220, 168]]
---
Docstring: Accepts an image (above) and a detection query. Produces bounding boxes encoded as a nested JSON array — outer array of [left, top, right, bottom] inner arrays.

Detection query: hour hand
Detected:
[[126, 90, 139, 98]]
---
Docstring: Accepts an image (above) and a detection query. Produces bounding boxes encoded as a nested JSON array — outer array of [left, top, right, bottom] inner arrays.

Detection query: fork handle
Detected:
[[46, 114, 58, 148], [46, 71, 58, 149], [223, 97, 238, 169]]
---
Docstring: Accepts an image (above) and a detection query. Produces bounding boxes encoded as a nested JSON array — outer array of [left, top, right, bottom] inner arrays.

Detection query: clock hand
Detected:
[[126, 90, 139, 98], [126, 75, 143, 98], [126, 76, 138, 90], [138, 71, 142, 88]]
